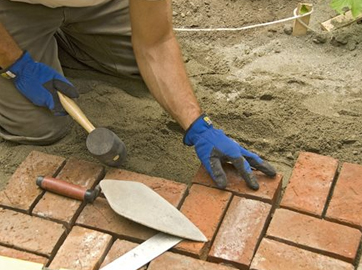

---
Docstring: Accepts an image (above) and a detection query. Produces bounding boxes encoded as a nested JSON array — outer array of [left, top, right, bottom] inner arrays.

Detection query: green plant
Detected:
[[331, 0, 362, 17]]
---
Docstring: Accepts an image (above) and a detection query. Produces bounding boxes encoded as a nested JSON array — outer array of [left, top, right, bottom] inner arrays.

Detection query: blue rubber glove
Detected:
[[5, 51, 78, 116], [184, 114, 276, 190]]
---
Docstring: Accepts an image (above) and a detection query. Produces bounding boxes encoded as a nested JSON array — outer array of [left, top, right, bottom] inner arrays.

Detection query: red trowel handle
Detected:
[[36, 176, 100, 202]]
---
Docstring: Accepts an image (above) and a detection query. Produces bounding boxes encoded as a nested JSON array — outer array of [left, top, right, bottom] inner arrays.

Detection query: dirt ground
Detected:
[[1, 0, 361, 190]]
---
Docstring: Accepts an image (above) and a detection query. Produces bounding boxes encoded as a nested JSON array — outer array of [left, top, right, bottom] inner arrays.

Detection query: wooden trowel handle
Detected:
[[36, 176, 99, 202], [58, 92, 95, 133]]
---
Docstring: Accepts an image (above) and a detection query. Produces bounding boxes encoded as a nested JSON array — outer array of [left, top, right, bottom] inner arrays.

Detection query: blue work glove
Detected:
[[4, 51, 78, 116], [184, 114, 276, 190]]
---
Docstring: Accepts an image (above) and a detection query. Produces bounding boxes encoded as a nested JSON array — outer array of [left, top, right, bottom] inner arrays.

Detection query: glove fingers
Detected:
[[231, 157, 259, 190], [209, 149, 228, 189], [53, 79, 79, 99], [245, 157, 277, 177]]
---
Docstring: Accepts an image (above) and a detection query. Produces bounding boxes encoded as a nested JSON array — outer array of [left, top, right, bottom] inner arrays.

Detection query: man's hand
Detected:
[[3, 51, 78, 115], [184, 115, 277, 190]]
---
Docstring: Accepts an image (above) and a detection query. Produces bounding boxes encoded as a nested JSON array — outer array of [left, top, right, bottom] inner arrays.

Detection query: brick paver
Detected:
[[105, 169, 187, 208], [266, 208, 361, 263], [0, 246, 47, 265], [174, 184, 232, 258], [326, 162, 362, 229], [76, 197, 157, 241], [0, 208, 66, 257], [0, 151, 65, 212], [250, 238, 354, 270], [148, 251, 238, 270], [33, 158, 104, 225], [193, 164, 282, 204], [280, 152, 338, 217], [49, 226, 112, 270], [208, 197, 271, 269], [100, 239, 146, 269]]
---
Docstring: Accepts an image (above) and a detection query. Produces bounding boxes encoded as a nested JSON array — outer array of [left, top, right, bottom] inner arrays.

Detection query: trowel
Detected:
[[36, 176, 206, 269]]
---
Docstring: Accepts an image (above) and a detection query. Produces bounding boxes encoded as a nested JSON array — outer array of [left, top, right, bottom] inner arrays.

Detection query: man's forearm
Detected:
[[0, 23, 23, 69], [133, 36, 202, 130]]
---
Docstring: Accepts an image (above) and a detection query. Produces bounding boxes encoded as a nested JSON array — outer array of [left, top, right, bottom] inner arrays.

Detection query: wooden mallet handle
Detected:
[[58, 92, 95, 133]]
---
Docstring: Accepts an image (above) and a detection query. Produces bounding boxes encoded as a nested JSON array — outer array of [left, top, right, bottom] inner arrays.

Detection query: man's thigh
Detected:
[[0, 1, 71, 145], [59, 0, 140, 78]]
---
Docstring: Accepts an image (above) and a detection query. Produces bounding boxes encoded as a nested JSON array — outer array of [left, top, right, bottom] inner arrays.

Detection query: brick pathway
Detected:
[[0, 150, 361, 270]]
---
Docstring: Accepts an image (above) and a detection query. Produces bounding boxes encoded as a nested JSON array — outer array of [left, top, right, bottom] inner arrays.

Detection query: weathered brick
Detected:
[[49, 226, 112, 270], [266, 208, 361, 263], [174, 184, 232, 258], [250, 238, 354, 270], [100, 239, 146, 269], [0, 246, 47, 265], [0, 151, 65, 212], [148, 251, 237, 270], [192, 164, 282, 205], [208, 197, 271, 269], [33, 158, 104, 225], [280, 152, 338, 217], [326, 163, 362, 229], [105, 169, 187, 207], [76, 197, 157, 241], [0, 208, 66, 257]]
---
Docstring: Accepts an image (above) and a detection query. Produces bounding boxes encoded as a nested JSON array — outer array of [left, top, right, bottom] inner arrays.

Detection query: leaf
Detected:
[[300, 4, 310, 14], [331, 0, 362, 17]]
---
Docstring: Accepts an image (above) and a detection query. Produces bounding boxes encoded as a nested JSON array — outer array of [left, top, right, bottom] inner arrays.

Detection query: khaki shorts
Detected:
[[0, 0, 139, 145]]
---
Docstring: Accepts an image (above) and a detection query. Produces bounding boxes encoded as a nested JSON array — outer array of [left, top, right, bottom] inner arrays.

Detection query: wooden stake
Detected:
[[321, 10, 362, 31], [292, 3, 313, 36]]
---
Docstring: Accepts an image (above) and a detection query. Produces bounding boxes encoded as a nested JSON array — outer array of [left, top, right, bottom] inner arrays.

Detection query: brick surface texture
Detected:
[[148, 251, 238, 270], [0, 151, 65, 212], [3, 150, 362, 270], [326, 162, 362, 229], [0, 246, 47, 265], [174, 184, 232, 258], [193, 164, 282, 204], [209, 197, 271, 269], [100, 239, 146, 269], [105, 168, 187, 207], [49, 226, 112, 270], [266, 208, 361, 262], [280, 152, 338, 217], [0, 208, 65, 256], [250, 238, 355, 270], [33, 158, 104, 225]]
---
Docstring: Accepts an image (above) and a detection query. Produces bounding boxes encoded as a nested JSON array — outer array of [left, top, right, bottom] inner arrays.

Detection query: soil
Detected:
[[1, 0, 362, 190]]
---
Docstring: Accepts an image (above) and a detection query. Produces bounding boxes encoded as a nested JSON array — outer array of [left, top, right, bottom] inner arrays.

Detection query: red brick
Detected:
[[148, 251, 237, 270], [280, 152, 338, 217], [193, 164, 282, 205], [0, 246, 47, 265], [76, 197, 157, 241], [0, 151, 65, 212], [326, 163, 362, 229], [49, 226, 112, 270], [100, 239, 146, 269], [208, 197, 271, 269], [266, 208, 361, 263], [0, 208, 66, 257], [33, 158, 104, 225], [105, 169, 187, 207], [174, 184, 232, 258], [250, 238, 354, 270]]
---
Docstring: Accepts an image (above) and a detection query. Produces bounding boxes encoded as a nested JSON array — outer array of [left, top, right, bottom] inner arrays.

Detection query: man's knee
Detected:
[[0, 114, 72, 145]]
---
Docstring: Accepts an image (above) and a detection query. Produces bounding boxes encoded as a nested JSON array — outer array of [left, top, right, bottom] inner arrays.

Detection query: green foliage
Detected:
[[331, 0, 362, 17]]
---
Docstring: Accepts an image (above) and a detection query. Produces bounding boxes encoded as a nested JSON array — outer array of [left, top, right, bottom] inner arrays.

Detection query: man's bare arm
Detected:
[[129, 0, 201, 130], [0, 23, 22, 69]]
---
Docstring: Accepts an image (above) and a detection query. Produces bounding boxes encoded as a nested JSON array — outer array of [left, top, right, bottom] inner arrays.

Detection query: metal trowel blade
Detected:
[[100, 179, 207, 242]]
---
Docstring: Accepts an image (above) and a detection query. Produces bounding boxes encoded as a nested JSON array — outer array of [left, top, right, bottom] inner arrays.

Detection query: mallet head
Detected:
[[86, 127, 127, 167]]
